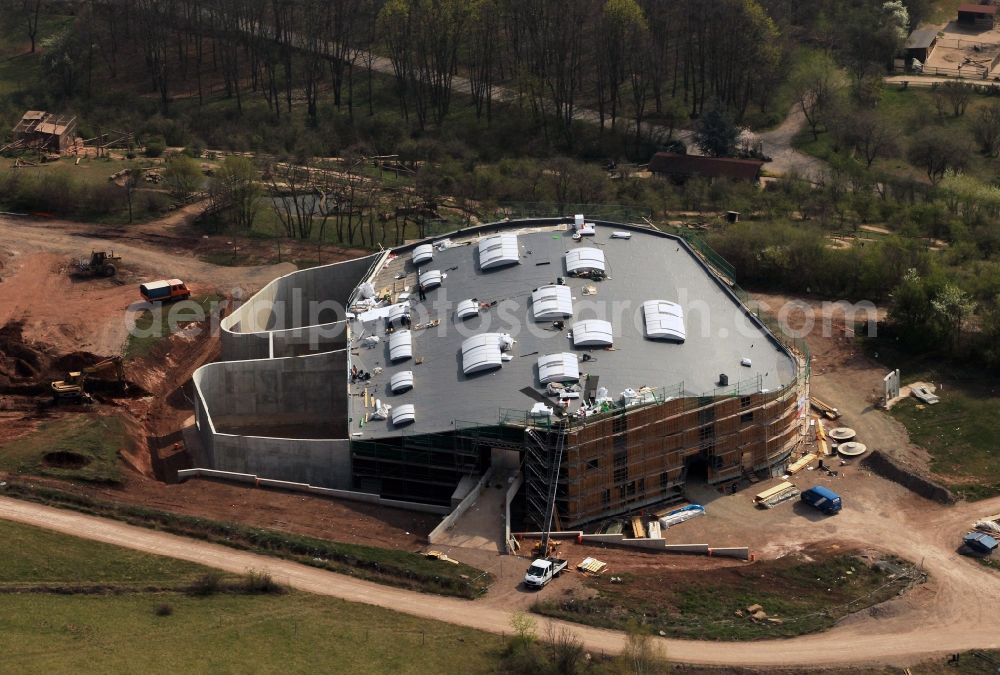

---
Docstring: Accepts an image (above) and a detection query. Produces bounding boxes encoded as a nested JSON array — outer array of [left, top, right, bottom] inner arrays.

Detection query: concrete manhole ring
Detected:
[[828, 427, 856, 442], [838, 441, 867, 457]]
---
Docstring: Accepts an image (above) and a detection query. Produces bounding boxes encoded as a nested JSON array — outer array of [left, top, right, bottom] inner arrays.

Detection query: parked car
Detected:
[[523, 557, 567, 589], [800, 486, 842, 515], [963, 531, 999, 555]]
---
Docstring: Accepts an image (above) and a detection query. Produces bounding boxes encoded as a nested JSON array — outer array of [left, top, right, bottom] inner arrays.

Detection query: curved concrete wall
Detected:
[[192, 350, 351, 488], [221, 253, 383, 361]]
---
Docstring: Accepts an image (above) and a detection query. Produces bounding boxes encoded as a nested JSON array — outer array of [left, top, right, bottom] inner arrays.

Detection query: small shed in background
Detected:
[[10, 110, 77, 153], [648, 153, 765, 184], [957, 4, 996, 29], [905, 28, 939, 63]]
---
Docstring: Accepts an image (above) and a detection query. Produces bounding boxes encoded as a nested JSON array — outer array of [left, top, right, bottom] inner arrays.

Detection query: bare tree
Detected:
[[973, 101, 1000, 156], [850, 111, 899, 168]]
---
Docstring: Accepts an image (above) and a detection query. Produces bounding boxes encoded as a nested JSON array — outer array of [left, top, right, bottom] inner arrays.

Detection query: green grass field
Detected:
[[0, 593, 503, 674], [0, 519, 504, 673], [0, 415, 127, 484], [3, 480, 493, 598], [891, 390, 1000, 501], [0, 518, 211, 586]]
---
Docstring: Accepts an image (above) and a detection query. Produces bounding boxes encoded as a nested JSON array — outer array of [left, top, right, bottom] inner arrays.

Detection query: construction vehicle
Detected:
[[76, 250, 122, 277], [140, 279, 191, 303], [51, 356, 126, 402]]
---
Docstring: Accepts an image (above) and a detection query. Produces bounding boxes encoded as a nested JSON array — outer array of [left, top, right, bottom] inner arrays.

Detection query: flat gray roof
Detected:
[[348, 224, 796, 439]]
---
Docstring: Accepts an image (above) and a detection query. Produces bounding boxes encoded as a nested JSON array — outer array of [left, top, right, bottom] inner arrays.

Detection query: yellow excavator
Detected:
[[51, 356, 127, 402]]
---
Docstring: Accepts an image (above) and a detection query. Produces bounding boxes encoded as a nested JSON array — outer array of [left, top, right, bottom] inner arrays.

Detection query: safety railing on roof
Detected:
[[679, 230, 811, 381]]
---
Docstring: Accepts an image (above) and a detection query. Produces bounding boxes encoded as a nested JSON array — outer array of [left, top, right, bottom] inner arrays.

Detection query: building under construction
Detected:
[[192, 218, 807, 528]]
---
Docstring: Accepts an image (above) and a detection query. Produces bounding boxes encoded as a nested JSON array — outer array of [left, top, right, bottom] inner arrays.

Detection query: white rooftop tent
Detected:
[[461, 333, 503, 374], [531, 285, 573, 320], [572, 319, 613, 347], [392, 403, 416, 426], [412, 244, 434, 265], [418, 269, 442, 290], [389, 370, 414, 393], [389, 330, 413, 361], [537, 353, 580, 384], [386, 303, 411, 326], [565, 247, 606, 275], [456, 298, 479, 320], [642, 300, 686, 342], [478, 233, 520, 270]]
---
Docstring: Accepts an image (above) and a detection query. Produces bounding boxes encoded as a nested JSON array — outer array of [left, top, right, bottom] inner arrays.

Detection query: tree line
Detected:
[[21, 0, 793, 151]]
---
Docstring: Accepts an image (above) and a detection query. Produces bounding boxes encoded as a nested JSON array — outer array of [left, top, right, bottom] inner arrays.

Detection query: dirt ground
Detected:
[[0, 205, 392, 547]]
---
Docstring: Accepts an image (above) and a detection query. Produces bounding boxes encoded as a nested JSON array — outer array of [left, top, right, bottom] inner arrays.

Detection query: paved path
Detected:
[[3, 495, 999, 668]]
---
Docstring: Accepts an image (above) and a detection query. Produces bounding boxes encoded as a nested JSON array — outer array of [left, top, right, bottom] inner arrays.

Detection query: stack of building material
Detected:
[[787, 453, 817, 474], [647, 520, 662, 539], [577, 557, 608, 576], [754, 482, 799, 509], [975, 514, 1000, 536], [659, 504, 705, 529], [630, 516, 647, 538]]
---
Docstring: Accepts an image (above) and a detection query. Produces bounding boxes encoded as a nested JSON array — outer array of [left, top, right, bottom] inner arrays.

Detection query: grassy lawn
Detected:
[[0, 592, 502, 674], [0, 518, 212, 586], [533, 552, 919, 641], [0, 519, 502, 673], [3, 480, 493, 598], [126, 294, 221, 358], [0, 415, 127, 484], [891, 391, 1000, 500]]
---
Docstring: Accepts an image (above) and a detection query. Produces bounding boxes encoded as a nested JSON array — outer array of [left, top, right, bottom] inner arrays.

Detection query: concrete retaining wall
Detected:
[[512, 531, 744, 558], [862, 450, 955, 504], [427, 468, 495, 544], [192, 350, 351, 488], [177, 468, 449, 515], [194, 350, 349, 436], [220, 253, 381, 361]]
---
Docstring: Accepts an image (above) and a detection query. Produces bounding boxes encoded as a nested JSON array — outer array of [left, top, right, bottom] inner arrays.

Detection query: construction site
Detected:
[[190, 217, 807, 532]]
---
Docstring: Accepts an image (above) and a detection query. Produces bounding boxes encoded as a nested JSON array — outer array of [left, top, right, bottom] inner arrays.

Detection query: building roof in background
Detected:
[[958, 3, 997, 14], [648, 153, 765, 181]]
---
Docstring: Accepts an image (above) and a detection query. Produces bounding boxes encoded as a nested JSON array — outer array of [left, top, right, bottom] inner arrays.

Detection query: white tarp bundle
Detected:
[[659, 505, 705, 529]]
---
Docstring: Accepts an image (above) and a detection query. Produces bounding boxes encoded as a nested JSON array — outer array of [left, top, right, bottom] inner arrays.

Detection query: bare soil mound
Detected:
[[0, 320, 144, 397]]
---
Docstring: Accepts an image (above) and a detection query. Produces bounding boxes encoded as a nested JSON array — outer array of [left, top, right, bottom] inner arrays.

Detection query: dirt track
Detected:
[[1, 495, 998, 668]]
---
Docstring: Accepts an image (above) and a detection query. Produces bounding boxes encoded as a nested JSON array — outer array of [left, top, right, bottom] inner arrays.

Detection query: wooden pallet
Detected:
[[577, 557, 607, 575]]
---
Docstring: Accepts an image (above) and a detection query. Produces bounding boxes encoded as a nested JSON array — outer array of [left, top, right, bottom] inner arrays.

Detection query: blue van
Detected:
[[800, 486, 842, 514]]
